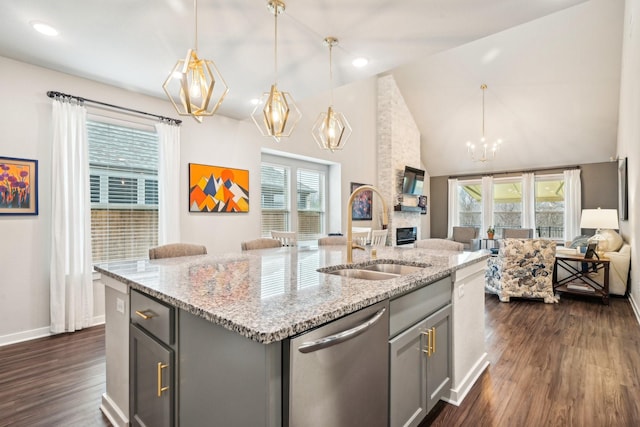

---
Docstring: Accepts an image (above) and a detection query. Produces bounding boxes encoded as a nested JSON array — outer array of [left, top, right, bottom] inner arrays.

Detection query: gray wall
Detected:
[[429, 161, 618, 239]]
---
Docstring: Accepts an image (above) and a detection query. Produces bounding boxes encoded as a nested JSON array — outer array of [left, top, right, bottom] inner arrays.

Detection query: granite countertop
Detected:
[[95, 245, 488, 344]]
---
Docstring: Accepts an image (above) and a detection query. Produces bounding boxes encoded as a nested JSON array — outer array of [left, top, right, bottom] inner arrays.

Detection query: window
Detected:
[[261, 155, 328, 242], [87, 120, 158, 263], [457, 180, 482, 228], [493, 179, 522, 238], [452, 173, 566, 241], [261, 163, 290, 235], [297, 169, 325, 240], [535, 175, 564, 239]]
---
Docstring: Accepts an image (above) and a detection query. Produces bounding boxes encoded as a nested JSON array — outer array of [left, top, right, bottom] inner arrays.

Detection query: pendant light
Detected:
[[163, 0, 229, 123], [466, 84, 502, 162], [311, 37, 352, 152], [251, 0, 301, 142]]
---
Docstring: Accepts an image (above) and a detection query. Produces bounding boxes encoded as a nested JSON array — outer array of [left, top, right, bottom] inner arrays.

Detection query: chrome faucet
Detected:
[[346, 185, 389, 263]]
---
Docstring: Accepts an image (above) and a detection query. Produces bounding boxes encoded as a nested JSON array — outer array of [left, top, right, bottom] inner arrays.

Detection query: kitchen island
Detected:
[[96, 245, 489, 427]]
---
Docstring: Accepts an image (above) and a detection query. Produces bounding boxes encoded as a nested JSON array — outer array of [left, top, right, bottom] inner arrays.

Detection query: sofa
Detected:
[[555, 232, 631, 296], [485, 238, 558, 303], [415, 238, 464, 251]]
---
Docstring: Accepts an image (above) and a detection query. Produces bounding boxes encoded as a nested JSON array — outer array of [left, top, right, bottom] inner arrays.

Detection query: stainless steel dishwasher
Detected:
[[284, 300, 389, 427]]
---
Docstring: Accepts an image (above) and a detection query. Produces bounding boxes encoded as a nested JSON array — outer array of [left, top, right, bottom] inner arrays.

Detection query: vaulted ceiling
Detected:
[[0, 0, 623, 176]]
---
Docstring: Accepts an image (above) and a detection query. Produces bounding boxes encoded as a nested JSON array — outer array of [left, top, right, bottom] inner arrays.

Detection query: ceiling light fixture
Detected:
[[251, 0, 301, 142], [312, 37, 352, 152], [162, 0, 228, 123], [352, 57, 368, 68], [31, 21, 59, 37], [466, 84, 502, 162]]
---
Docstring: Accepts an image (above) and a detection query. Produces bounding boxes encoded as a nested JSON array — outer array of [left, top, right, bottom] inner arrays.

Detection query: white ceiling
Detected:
[[1, 0, 624, 176]]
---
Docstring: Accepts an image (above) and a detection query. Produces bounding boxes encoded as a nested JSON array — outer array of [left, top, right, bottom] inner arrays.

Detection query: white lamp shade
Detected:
[[579, 208, 619, 230]]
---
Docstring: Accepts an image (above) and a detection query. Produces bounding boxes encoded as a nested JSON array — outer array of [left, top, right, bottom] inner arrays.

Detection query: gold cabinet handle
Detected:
[[421, 330, 432, 357], [157, 362, 169, 397], [431, 327, 436, 354], [135, 310, 154, 320]]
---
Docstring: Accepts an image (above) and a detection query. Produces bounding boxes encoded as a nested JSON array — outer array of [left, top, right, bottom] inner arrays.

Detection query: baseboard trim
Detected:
[[0, 316, 105, 348], [0, 326, 51, 347], [443, 352, 490, 406], [629, 294, 640, 326], [101, 393, 129, 427]]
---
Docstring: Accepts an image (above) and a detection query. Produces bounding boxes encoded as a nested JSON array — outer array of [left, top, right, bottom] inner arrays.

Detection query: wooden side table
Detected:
[[553, 253, 610, 304]]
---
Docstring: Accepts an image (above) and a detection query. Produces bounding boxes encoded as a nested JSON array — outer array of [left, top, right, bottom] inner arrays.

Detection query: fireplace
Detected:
[[396, 227, 417, 246]]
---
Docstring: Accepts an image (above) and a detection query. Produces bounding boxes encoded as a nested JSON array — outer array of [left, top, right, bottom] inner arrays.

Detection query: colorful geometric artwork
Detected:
[[189, 163, 249, 213], [0, 156, 38, 215]]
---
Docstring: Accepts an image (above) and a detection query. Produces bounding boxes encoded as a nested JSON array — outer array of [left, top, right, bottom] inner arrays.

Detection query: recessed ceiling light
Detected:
[[352, 57, 368, 68], [31, 21, 59, 37]]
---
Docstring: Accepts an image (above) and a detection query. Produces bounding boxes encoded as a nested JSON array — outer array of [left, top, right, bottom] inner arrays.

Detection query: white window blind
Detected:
[[297, 168, 325, 240], [261, 163, 290, 236], [87, 120, 159, 262]]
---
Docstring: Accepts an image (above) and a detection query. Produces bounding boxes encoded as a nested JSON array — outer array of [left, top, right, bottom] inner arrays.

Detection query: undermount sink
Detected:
[[323, 268, 399, 281], [319, 262, 428, 281], [361, 263, 425, 275]]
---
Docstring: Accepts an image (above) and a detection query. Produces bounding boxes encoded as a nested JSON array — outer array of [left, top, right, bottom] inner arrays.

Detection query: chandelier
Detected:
[[311, 37, 352, 152], [162, 0, 229, 123], [466, 84, 502, 162], [251, 0, 301, 142]]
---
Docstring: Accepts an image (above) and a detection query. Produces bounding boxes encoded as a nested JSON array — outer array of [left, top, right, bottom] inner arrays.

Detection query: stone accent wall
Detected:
[[377, 75, 422, 245]]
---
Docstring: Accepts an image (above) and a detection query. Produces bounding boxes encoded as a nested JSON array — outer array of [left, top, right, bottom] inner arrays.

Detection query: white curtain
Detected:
[[156, 122, 181, 245], [522, 173, 537, 235], [50, 98, 93, 333], [447, 178, 458, 238], [563, 169, 582, 243], [481, 176, 494, 237]]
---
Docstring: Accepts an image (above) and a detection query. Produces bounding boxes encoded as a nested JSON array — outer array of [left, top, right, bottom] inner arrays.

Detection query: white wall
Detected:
[[617, 0, 640, 316], [392, 0, 624, 177], [0, 56, 380, 343]]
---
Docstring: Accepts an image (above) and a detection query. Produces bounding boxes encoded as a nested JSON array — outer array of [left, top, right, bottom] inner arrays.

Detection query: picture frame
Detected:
[[350, 182, 372, 221], [0, 156, 38, 215], [418, 195, 428, 215], [188, 163, 249, 213], [618, 157, 628, 220], [584, 242, 598, 259]]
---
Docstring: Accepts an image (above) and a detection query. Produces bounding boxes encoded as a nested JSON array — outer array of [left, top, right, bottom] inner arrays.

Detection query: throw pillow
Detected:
[[599, 229, 623, 252], [569, 235, 591, 249]]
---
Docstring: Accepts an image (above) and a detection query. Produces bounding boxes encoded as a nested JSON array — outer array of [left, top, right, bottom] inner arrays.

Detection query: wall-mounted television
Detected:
[[401, 166, 425, 196]]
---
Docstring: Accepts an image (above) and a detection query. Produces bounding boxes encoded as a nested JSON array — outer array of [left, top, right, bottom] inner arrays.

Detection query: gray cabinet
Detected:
[[389, 277, 452, 427], [389, 316, 427, 427], [425, 305, 451, 412], [130, 290, 176, 427], [130, 325, 174, 427]]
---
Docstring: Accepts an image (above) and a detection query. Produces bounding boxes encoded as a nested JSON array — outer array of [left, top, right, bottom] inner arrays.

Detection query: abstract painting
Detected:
[[189, 163, 249, 213], [0, 156, 38, 215], [350, 182, 372, 221]]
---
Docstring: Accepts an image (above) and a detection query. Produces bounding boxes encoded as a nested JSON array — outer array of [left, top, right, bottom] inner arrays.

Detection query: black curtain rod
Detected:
[[46, 91, 182, 125], [449, 165, 580, 180]]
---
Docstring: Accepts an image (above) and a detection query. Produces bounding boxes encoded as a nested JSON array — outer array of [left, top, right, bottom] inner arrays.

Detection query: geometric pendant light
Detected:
[[163, 0, 229, 123], [251, 0, 301, 142], [311, 36, 352, 152]]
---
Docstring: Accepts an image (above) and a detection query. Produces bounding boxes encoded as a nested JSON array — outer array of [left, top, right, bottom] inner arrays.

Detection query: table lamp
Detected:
[[579, 208, 619, 255]]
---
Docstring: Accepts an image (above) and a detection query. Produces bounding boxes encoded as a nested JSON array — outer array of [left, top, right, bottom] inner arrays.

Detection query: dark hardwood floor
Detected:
[[1, 294, 639, 426], [423, 294, 640, 426], [0, 325, 110, 427]]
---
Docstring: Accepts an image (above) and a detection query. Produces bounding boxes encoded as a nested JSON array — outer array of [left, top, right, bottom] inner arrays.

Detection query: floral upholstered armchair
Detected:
[[485, 238, 558, 303]]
